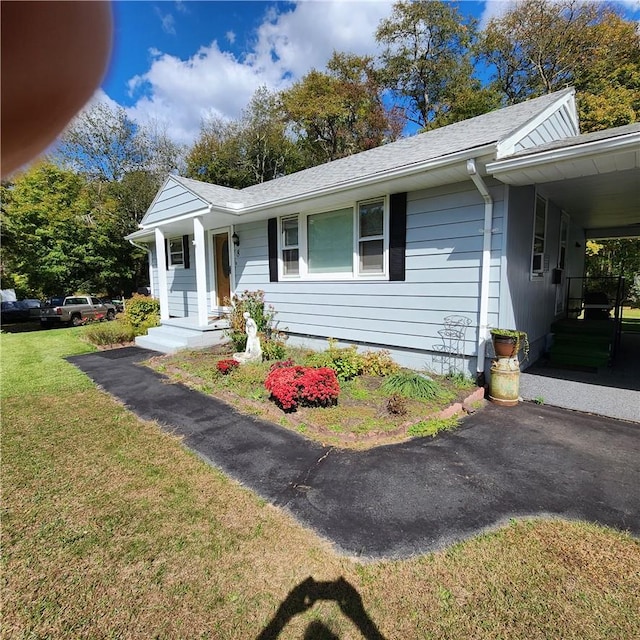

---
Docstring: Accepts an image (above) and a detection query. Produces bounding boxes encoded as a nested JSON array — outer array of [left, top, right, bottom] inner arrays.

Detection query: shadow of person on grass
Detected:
[[256, 576, 386, 640]]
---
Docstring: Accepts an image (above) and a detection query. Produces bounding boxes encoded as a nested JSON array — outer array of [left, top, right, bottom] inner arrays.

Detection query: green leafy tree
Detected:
[[1, 163, 140, 297], [185, 117, 253, 188], [186, 86, 303, 187], [585, 239, 640, 291], [282, 53, 402, 165], [239, 86, 303, 184], [376, 0, 494, 129], [479, 0, 640, 131], [55, 102, 183, 182]]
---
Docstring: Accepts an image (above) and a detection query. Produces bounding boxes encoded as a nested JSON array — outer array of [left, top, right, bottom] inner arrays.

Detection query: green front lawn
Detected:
[[2, 329, 639, 638]]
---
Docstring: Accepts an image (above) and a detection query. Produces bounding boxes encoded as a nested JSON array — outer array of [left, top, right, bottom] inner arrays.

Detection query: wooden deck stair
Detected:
[[549, 319, 616, 369]]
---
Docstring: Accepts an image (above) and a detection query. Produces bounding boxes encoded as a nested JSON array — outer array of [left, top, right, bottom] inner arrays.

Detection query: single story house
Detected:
[[127, 88, 640, 381]]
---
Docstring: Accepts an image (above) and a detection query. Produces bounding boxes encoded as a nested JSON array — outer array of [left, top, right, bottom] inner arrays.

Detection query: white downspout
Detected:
[[467, 159, 493, 386], [128, 239, 155, 298]]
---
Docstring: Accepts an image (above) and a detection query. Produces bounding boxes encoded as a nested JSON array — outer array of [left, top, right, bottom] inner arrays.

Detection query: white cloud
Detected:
[[155, 8, 176, 35], [478, 0, 515, 29], [226, 30, 236, 44], [120, 0, 395, 146]]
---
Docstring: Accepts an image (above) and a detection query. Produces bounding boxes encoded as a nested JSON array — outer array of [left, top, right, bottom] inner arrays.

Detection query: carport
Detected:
[[487, 123, 640, 422]]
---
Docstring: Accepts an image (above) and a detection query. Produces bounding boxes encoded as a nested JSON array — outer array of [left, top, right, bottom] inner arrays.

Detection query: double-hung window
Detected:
[[358, 200, 385, 274], [281, 216, 299, 276], [168, 237, 184, 268], [279, 198, 388, 280], [531, 195, 547, 278]]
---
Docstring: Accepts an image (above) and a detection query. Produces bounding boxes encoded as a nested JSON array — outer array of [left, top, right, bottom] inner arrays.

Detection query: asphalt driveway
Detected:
[[68, 347, 640, 558]]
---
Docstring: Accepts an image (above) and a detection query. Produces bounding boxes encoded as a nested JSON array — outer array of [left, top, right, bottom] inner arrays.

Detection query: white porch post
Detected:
[[155, 227, 169, 321], [193, 216, 209, 327]]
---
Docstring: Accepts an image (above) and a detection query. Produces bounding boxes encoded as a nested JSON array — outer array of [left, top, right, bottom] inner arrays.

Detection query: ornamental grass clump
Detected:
[[264, 363, 339, 411], [381, 371, 449, 401]]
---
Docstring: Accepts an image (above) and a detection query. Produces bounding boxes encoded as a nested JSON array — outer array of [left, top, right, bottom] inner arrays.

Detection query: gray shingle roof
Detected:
[[172, 89, 575, 210]]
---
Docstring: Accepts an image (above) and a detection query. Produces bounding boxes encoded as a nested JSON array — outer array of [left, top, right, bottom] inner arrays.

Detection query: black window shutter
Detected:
[[182, 235, 190, 269], [267, 218, 278, 282], [389, 192, 407, 281], [165, 239, 169, 270]]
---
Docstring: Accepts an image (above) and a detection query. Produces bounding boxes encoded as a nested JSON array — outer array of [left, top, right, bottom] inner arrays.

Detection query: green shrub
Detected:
[[225, 290, 285, 354], [360, 349, 399, 376], [230, 332, 247, 352], [123, 295, 160, 329], [304, 340, 363, 382], [381, 371, 449, 400], [84, 321, 136, 346], [261, 339, 287, 361], [225, 290, 276, 336]]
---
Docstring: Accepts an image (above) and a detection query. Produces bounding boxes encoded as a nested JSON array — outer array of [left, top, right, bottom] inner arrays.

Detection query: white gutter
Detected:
[[467, 159, 493, 386], [127, 238, 155, 298]]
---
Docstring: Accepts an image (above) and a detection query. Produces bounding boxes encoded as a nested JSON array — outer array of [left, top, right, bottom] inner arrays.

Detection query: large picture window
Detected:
[[279, 198, 388, 280], [308, 208, 353, 274]]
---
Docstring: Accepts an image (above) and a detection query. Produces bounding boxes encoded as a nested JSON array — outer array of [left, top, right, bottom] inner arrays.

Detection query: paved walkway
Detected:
[[68, 347, 640, 559]]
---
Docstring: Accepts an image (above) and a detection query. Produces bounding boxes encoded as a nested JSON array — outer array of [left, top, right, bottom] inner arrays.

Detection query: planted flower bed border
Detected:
[[147, 346, 486, 450]]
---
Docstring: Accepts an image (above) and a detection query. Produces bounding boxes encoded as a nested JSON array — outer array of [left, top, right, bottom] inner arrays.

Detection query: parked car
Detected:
[[1, 301, 29, 323], [21, 298, 44, 319], [100, 297, 124, 313], [1, 299, 43, 324]]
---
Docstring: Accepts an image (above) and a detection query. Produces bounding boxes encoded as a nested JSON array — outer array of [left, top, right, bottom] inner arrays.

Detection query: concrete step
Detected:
[[135, 334, 186, 354], [136, 324, 229, 354]]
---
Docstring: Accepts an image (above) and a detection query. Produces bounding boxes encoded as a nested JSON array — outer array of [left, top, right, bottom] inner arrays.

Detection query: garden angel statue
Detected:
[[232, 311, 262, 364]]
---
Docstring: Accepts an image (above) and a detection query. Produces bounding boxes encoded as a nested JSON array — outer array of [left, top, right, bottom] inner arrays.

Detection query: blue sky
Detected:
[[97, 1, 640, 146]]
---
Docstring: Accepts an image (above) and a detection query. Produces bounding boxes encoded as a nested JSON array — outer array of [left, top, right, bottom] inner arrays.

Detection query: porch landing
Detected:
[[520, 332, 639, 423], [135, 316, 230, 354]]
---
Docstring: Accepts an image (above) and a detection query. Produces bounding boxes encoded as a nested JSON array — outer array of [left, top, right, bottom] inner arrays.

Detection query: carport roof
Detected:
[[487, 124, 640, 237]]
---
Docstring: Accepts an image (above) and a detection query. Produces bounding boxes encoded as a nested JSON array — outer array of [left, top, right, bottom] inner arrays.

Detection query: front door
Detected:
[[214, 233, 231, 307]]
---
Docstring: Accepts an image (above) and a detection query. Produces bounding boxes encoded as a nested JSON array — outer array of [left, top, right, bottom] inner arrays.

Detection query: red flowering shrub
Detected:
[[217, 358, 239, 375], [264, 365, 339, 411]]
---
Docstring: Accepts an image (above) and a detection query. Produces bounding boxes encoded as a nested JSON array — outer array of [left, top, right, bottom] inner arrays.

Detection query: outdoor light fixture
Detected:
[[232, 232, 239, 247]]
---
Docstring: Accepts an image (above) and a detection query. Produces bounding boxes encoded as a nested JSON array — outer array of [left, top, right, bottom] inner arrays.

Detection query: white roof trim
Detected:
[[138, 143, 496, 232], [487, 130, 640, 175], [140, 175, 210, 225], [496, 89, 578, 159]]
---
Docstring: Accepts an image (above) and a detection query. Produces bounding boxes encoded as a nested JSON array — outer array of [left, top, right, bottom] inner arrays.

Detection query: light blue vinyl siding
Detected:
[[233, 181, 505, 370], [164, 234, 198, 317], [514, 109, 578, 153], [150, 245, 159, 295], [502, 185, 586, 361], [142, 179, 208, 225]]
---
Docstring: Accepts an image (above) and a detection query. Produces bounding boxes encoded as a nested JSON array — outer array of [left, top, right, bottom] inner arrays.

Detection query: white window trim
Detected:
[[168, 236, 185, 269], [280, 215, 300, 278], [277, 197, 389, 281], [356, 197, 389, 278], [530, 194, 547, 280]]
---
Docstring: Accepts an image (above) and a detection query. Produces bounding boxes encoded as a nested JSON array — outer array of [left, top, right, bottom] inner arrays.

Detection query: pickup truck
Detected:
[[40, 295, 116, 328]]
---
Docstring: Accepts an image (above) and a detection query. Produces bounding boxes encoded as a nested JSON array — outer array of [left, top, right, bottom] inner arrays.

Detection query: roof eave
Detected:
[[206, 142, 497, 217], [487, 132, 640, 177]]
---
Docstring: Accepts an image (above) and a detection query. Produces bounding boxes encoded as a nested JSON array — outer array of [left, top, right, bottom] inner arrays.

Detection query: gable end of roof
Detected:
[[496, 88, 578, 159]]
